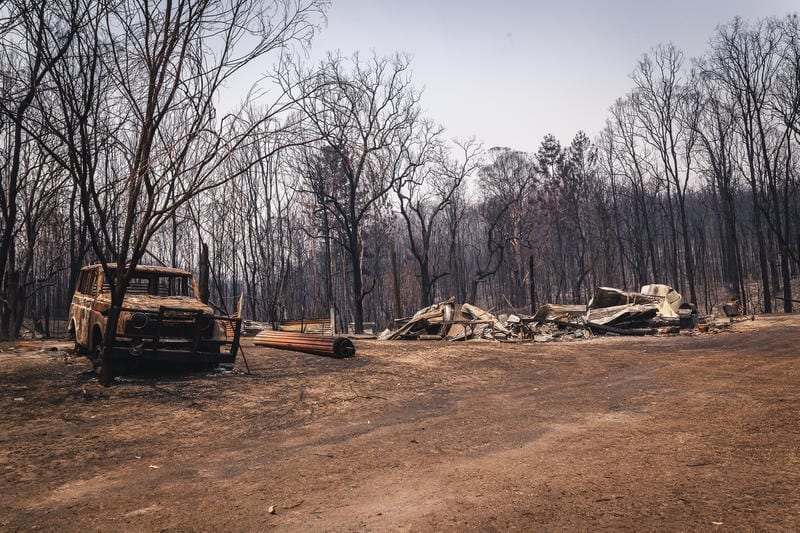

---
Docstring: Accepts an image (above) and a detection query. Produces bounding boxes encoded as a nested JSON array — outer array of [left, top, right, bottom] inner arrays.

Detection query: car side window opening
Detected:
[[100, 273, 112, 293], [78, 271, 97, 296]]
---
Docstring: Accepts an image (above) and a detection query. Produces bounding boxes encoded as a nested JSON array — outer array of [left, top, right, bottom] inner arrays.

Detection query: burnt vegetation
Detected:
[[0, 3, 798, 340]]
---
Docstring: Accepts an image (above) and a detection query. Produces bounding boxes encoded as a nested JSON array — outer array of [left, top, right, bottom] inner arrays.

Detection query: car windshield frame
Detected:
[[100, 270, 193, 297]]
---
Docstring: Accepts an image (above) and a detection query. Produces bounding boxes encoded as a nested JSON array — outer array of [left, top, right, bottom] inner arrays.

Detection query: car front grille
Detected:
[[125, 313, 214, 339]]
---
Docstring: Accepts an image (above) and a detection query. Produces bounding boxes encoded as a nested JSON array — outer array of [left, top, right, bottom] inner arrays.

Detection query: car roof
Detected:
[[80, 263, 193, 276]]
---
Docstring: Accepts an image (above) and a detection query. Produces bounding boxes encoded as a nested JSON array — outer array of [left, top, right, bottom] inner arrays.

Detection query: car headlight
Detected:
[[197, 315, 214, 331], [130, 312, 149, 329]]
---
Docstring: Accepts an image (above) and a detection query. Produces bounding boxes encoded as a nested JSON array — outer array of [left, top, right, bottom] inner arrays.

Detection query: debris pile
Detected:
[[241, 320, 269, 336], [587, 285, 679, 333], [530, 284, 726, 337], [378, 297, 515, 341], [280, 318, 332, 334], [378, 284, 720, 342]]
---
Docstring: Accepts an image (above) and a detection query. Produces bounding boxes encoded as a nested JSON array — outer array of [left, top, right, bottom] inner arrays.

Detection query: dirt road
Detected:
[[1, 315, 799, 531]]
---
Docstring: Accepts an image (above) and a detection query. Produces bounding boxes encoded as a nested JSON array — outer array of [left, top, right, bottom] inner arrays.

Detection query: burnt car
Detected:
[[69, 264, 241, 379]]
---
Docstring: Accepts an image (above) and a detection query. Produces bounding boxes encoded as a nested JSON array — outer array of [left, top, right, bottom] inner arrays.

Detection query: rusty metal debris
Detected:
[[530, 285, 683, 336], [253, 330, 355, 358], [239, 318, 333, 337], [531, 304, 587, 323], [241, 320, 269, 336], [534, 284, 719, 337], [279, 318, 332, 335], [379, 284, 722, 343], [378, 297, 515, 341], [583, 286, 678, 331]]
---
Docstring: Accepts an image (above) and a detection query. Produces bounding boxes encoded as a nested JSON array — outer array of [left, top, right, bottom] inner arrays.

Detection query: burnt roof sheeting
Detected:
[[588, 287, 660, 310]]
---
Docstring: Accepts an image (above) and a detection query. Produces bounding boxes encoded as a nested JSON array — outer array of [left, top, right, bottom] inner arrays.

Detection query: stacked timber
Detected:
[[253, 330, 355, 358]]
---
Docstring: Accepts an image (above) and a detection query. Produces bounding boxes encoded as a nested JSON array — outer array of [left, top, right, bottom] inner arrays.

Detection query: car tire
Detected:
[[96, 343, 114, 387], [68, 322, 85, 356]]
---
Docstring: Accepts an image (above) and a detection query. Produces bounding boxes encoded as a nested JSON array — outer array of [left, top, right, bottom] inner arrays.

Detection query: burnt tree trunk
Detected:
[[198, 242, 210, 304]]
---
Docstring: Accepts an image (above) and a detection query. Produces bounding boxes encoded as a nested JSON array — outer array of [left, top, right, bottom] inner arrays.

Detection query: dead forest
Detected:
[[1, 1, 799, 339]]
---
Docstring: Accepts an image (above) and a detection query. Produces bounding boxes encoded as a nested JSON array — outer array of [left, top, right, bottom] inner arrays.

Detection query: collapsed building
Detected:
[[534, 284, 686, 335], [378, 297, 515, 341], [378, 284, 709, 341]]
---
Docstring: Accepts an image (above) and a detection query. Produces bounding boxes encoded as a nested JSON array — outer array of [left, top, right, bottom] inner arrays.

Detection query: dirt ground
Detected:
[[1, 315, 799, 531]]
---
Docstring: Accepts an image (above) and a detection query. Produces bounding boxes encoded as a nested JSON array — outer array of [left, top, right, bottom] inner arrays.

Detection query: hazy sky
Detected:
[[306, 0, 798, 152]]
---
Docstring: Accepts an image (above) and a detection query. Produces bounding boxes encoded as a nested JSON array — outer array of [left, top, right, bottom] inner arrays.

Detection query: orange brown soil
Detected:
[[1, 315, 799, 531]]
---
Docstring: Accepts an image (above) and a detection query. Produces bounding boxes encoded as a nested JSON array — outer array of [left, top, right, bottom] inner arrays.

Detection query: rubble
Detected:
[[378, 297, 514, 341], [531, 304, 587, 323], [534, 285, 683, 335], [241, 320, 269, 336], [376, 284, 719, 343], [586, 286, 676, 327], [280, 318, 332, 334], [534, 284, 718, 337]]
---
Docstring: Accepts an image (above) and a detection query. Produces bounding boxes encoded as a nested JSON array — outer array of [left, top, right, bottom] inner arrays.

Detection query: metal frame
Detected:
[[110, 305, 242, 363]]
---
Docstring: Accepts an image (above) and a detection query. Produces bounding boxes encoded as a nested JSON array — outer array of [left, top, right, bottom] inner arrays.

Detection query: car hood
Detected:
[[98, 294, 215, 314]]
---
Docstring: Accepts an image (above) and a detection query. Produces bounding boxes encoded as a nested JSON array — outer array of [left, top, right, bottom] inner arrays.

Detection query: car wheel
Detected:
[[68, 323, 84, 355], [96, 343, 115, 387]]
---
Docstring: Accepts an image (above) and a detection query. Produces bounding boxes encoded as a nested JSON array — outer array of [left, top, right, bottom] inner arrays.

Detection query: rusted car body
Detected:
[[69, 264, 241, 368]]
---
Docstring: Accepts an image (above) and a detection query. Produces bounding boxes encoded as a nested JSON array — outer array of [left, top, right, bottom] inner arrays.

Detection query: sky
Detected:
[[303, 0, 798, 152]]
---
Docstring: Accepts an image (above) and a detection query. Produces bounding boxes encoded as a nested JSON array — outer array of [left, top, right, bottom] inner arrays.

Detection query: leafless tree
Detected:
[[395, 137, 480, 307], [39, 0, 326, 383], [286, 52, 433, 333], [0, 0, 84, 338], [708, 18, 784, 312], [631, 43, 699, 304], [470, 147, 537, 305], [692, 64, 747, 307]]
